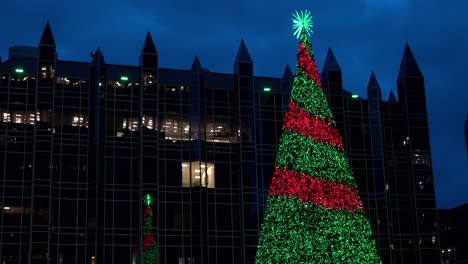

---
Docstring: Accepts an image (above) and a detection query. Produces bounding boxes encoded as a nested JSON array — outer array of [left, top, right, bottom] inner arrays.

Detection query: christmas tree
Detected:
[[133, 194, 159, 264], [255, 10, 381, 263]]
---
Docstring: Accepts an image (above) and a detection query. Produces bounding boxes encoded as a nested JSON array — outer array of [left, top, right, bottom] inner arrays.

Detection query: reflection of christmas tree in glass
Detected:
[[133, 194, 159, 264], [255, 10, 382, 263]]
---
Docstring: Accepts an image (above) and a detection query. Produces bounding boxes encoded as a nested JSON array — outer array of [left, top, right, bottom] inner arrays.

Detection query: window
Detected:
[[146, 116, 154, 129], [14, 114, 22, 123], [418, 181, 424, 190], [412, 150, 431, 167], [122, 117, 139, 131], [40, 65, 55, 79], [206, 119, 236, 143], [2, 112, 10, 122], [160, 116, 190, 141], [0, 111, 39, 124], [143, 73, 156, 87], [178, 258, 195, 264], [72, 115, 86, 127], [182, 161, 215, 188]]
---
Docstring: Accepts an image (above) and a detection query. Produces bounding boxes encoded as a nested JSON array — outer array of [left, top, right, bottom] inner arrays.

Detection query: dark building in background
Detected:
[[321, 45, 440, 263], [0, 23, 286, 264], [465, 114, 467, 159], [438, 203, 468, 263], [0, 24, 440, 263]]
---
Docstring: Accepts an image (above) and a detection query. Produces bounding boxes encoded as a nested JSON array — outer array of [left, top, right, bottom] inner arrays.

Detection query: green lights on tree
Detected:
[[292, 10, 314, 39], [145, 193, 152, 207], [15, 68, 24, 73], [134, 194, 159, 264], [121, 76, 129, 81], [257, 197, 380, 263], [352, 94, 359, 99], [264, 87, 271, 92]]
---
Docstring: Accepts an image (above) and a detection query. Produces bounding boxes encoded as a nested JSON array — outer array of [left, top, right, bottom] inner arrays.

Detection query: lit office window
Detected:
[[121, 116, 159, 131], [143, 73, 155, 87], [418, 181, 424, 190], [162, 117, 190, 141], [40, 65, 54, 78], [0, 111, 39, 124], [14, 114, 22, 123], [182, 161, 215, 188], [131, 119, 138, 131], [412, 150, 431, 167], [122, 117, 139, 131], [147, 118, 154, 130], [72, 115, 86, 127], [2, 112, 10, 122], [142, 116, 158, 130], [205, 120, 237, 143], [29, 113, 35, 124]]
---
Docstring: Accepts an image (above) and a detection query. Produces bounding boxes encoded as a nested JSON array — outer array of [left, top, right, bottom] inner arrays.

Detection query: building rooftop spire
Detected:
[[398, 43, 422, 80], [367, 72, 380, 89], [235, 39, 252, 63], [191, 56, 202, 72], [142, 31, 157, 55], [40, 22, 55, 46], [367, 72, 382, 100], [91, 47, 105, 65], [282, 64, 293, 80], [388, 90, 397, 102], [323, 48, 340, 71]]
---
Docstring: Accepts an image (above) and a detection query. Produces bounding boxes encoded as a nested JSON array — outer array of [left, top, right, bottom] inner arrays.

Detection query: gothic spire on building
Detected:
[[39, 22, 55, 46], [235, 39, 252, 64], [321, 48, 341, 83], [398, 43, 422, 81], [282, 64, 293, 80], [91, 47, 105, 65], [388, 90, 397, 103], [367, 72, 382, 100], [142, 31, 157, 55], [233, 39, 253, 75], [191, 56, 202, 73], [323, 48, 341, 71]]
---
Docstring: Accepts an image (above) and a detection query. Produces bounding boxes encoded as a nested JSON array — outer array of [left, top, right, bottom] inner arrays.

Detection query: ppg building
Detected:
[[0, 24, 440, 263]]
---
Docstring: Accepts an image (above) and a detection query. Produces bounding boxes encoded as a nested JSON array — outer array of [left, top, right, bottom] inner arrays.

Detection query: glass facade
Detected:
[[465, 114, 468, 159], [438, 204, 468, 263], [0, 25, 440, 263], [321, 47, 440, 263]]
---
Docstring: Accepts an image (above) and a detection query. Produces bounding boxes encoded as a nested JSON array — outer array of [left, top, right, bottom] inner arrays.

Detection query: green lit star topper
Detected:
[[292, 10, 314, 39], [145, 193, 153, 207]]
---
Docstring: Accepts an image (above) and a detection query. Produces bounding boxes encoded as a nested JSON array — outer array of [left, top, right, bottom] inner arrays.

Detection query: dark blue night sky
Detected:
[[1, 0, 467, 208]]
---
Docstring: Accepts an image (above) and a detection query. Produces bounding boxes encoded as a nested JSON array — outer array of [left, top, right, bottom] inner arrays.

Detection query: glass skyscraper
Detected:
[[0, 24, 439, 263]]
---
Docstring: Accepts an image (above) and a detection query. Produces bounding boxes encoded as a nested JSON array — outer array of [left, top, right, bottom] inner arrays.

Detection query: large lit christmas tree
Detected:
[[133, 194, 159, 264], [255, 10, 382, 263]]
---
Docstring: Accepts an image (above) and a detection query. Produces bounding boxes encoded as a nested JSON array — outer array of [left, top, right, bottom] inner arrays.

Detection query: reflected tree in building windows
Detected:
[[133, 194, 159, 264]]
